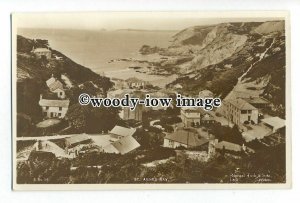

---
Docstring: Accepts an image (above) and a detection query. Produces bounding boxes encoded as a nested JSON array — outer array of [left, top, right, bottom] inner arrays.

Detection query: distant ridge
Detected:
[[115, 28, 179, 32]]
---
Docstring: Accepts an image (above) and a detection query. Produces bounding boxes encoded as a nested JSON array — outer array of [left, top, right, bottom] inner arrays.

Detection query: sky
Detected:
[[13, 12, 284, 31]]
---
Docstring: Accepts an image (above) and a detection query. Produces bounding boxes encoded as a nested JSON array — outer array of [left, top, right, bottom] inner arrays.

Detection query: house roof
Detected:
[[46, 76, 56, 87], [182, 108, 201, 113], [126, 77, 144, 83], [33, 48, 51, 53], [48, 80, 64, 91], [201, 113, 214, 121], [105, 136, 140, 155], [109, 125, 136, 137], [39, 99, 70, 108], [244, 97, 269, 104], [65, 134, 90, 146], [165, 129, 209, 147], [199, 90, 214, 97], [226, 98, 257, 110], [147, 91, 168, 98], [215, 141, 242, 152], [181, 108, 201, 119], [261, 117, 285, 129], [174, 84, 183, 89], [108, 89, 133, 98], [33, 140, 70, 158]]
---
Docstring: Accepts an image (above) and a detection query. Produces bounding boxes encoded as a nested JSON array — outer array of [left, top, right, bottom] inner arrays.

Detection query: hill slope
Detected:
[[16, 35, 107, 122], [165, 21, 286, 116]]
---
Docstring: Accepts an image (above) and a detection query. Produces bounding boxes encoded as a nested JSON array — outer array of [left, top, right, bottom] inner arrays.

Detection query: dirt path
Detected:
[[225, 38, 275, 100]]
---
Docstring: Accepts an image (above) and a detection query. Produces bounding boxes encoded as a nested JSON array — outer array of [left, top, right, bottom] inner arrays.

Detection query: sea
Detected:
[[18, 28, 178, 86]]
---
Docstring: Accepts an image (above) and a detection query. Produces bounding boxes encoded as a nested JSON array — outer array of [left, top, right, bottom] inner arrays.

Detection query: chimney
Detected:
[[242, 143, 246, 151], [40, 94, 42, 100]]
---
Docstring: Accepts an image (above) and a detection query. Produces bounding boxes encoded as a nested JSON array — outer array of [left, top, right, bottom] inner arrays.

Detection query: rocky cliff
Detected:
[[163, 21, 286, 116]]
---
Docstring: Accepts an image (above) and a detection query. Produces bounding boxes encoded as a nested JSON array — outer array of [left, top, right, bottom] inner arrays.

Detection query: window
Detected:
[[60, 92, 63, 96], [248, 110, 252, 114], [241, 110, 247, 114], [46, 106, 49, 110], [58, 113, 61, 117], [59, 107, 62, 111]]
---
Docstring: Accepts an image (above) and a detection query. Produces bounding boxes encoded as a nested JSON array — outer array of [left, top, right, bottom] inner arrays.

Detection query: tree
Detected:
[[231, 125, 244, 144], [17, 151, 71, 184], [52, 64, 63, 79], [209, 124, 244, 145], [65, 86, 82, 105], [35, 39, 49, 47], [93, 77, 114, 94], [65, 103, 120, 133], [65, 104, 90, 133], [133, 127, 164, 149], [87, 106, 120, 133], [17, 162, 32, 184], [166, 106, 180, 116]]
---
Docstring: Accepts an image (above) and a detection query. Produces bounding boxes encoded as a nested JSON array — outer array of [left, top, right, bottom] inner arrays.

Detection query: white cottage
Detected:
[[46, 75, 66, 99], [32, 47, 51, 59], [39, 95, 70, 118], [181, 108, 201, 127]]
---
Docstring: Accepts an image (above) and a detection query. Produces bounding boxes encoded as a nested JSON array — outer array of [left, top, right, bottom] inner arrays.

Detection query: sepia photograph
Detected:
[[12, 11, 291, 190]]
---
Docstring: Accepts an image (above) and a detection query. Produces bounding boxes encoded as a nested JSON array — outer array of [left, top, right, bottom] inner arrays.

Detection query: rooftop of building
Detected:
[[39, 98, 70, 108], [226, 98, 257, 110], [243, 97, 269, 104], [106, 135, 140, 155], [165, 129, 209, 147], [109, 125, 136, 137], [261, 116, 285, 129], [33, 47, 51, 53], [65, 134, 90, 146]]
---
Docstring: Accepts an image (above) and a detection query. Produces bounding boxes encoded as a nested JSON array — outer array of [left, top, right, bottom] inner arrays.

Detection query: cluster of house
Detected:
[[29, 46, 70, 119], [64, 125, 140, 157], [108, 76, 286, 157], [111, 77, 147, 90], [17, 125, 141, 161], [161, 88, 285, 157], [163, 127, 254, 160], [30, 47, 286, 161], [39, 75, 70, 119], [107, 77, 172, 122], [107, 88, 144, 121], [180, 108, 216, 127], [220, 96, 286, 138]]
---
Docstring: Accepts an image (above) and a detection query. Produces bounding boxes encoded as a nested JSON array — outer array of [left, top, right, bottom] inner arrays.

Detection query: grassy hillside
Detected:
[[16, 35, 109, 128], [17, 35, 101, 83]]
